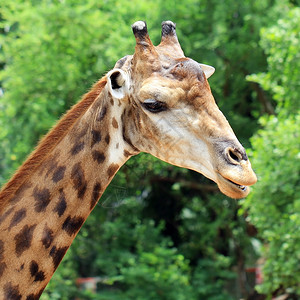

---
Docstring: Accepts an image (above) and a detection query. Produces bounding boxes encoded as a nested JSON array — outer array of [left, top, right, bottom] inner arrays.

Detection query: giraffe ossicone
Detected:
[[0, 20, 256, 298], [132, 20, 147, 31]]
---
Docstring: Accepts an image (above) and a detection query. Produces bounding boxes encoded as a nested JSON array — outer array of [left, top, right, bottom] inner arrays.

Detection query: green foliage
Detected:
[[192, 258, 235, 300], [247, 7, 300, 115], [242, 115, 300, 296], [179, 194, 251, 300], [242, 7, 300, 297]]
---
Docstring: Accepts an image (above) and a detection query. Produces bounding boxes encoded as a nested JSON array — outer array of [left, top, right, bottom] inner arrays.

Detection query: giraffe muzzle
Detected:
[[215, 159, 257, 198], [210, 142, 257, 198], [215, 172, 255, 199]]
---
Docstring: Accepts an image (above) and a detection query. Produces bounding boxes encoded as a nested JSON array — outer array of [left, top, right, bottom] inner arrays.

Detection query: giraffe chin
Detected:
[[216, 175, 251, 199]]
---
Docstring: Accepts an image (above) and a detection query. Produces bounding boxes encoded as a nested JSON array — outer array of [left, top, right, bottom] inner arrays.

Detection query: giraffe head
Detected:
[[105, 21, 257, 199]]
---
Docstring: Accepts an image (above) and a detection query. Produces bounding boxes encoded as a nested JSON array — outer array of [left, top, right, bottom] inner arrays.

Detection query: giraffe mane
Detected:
[[0, 77, 108, 213]]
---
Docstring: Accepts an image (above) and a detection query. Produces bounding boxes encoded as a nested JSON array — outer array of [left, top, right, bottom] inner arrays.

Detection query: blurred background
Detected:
[[0, 0, 299, 299]]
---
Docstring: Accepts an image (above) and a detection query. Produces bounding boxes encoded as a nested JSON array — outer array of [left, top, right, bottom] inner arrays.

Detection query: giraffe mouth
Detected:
[[225, 178, 247, 191], [216, 173, 250, 199]]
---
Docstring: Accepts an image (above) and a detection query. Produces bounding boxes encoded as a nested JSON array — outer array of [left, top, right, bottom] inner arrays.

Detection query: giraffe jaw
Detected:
[[163, 157, 252, 199], [216, 173, 254, 199]]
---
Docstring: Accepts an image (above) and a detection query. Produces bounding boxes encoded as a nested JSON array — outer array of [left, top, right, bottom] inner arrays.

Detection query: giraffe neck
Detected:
[[0, 78, 134, 299]]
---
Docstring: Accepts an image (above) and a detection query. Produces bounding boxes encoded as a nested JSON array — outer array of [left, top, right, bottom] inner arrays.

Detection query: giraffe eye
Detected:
[[142, 99, 167, 113]]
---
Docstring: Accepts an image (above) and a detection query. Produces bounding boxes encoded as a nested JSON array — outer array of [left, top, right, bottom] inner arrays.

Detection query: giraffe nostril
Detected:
[[226, 147, 243, 164], [229, 149, 240, 162]]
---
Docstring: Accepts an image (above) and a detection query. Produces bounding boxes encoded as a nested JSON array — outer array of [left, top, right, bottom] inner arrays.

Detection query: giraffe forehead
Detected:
[[139, 77, 185, 98], [136, 64, 208, 105], [133, 57, 206, 89]]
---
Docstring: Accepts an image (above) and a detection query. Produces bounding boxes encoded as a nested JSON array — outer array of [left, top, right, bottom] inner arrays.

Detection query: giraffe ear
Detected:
[[107, 69, 130, 99], [199, 63, 215, 79]]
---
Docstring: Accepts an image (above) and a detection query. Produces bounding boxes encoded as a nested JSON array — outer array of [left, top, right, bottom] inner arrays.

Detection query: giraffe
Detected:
[[0, 21, 256, 299]]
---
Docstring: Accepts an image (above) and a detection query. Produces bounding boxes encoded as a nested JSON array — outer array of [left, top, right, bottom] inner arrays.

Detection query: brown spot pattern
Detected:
[[91, 130, 102, 147], [112, 117, 119, 129], [92, 150, 106, 164], [0, 262, 6, 277], [26, 286, 46, 300], [71, 163, 87, 199], [9, 208, 26, 230], [54, 188, 67, 217], [107, 163, 119, 178], [45, 159, 59, 178], [105, 134, 110, 145], [71, 141, 85, 156], [0, 79, 107, 213], [33, 187, 51, 213], [3, 282, 21, 300], [30, 260, 46, 282], [62, 215, 85, 236], [123, 150, 131, 157], [14, 224, 36, 257], [49, 245, 68, 269], [41, 225, 54, 249], [52, 166, 66, 183], [91, 182, 102, 209]]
